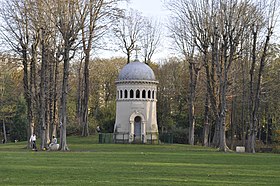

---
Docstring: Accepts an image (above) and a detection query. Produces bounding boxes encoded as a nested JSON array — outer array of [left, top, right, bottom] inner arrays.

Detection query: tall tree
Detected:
[[141, 18, 161, 64], [248, 0, 278, 153], [167, 0, 264, 151], [113, 9, 144, 63], [168, 0, 208, 145], [79, 0, 123, 137], [0, 0, 34, 147], [49, 0, 84, 150]]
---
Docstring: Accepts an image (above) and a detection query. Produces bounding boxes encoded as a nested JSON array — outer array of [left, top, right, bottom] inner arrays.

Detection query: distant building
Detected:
[[114, 59, 159, 143]]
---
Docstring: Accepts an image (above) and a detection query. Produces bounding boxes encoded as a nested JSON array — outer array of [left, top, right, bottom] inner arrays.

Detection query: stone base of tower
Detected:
[[145, 132, 159, 144], [113, 132, 159, 144]]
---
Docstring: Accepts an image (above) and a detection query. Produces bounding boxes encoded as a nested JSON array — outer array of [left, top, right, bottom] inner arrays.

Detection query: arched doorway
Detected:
[[134, 116, 141, 142]]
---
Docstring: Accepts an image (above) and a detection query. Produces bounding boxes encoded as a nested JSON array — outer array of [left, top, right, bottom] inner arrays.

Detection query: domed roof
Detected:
[[117, 59, 156, 81]]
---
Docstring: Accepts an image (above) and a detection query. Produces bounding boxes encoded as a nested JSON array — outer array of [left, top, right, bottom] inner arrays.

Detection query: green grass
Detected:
[[0, 136, 280, 185]]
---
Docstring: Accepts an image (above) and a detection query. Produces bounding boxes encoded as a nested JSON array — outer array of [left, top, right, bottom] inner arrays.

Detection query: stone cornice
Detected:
[[115, 80, 159, 85], [117, 99, 157, 102]]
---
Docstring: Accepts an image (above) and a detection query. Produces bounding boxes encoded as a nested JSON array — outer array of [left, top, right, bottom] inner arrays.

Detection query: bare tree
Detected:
[[79, 0, 123, 137], [0, 0, 34, 147], [141, 18, 161, 64], [47, 0, 84, 151], [206, 0, 255, 151], [25, 0, 61, 149], [248, 0, 279, 153], [168, 0, 260, 151], [168, 0, 207, 145], [113, 9, 144, 63]]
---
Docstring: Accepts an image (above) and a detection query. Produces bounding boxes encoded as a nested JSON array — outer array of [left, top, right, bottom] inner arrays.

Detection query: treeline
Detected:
[[167, 0, 280, 152], [1, 53, 279, 152], [0, 0, 160, 151], [0, 0, 280, 153]]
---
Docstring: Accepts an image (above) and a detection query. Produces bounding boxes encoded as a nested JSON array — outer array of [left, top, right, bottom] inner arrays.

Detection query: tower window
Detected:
[[130, 89, 134, 98], [148, 90, 151, 99], [152, 91, 155, 99], [136, 89, 140, 98], [120, 90, 123, 99], [124, 90, 128, 98], [142, 90, 146, 98]]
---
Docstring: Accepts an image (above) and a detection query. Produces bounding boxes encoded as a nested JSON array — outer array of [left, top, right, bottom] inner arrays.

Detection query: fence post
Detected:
[[99, 133, 102, 144], [157, 133, 159, 144], [168, 133, 171, 144]]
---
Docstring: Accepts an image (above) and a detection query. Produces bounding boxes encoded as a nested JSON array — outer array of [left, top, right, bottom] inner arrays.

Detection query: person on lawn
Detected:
[[29, 133, 37, 151]]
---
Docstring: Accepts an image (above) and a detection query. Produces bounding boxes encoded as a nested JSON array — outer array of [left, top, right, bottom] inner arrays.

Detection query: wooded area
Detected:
[[0, 0, 279, 153]]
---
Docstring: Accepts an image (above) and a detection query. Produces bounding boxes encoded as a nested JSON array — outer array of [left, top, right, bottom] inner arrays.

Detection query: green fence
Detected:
[[98, 133, 174, 144], [159, 133, 174, 144], [98, 133, 114, 144]]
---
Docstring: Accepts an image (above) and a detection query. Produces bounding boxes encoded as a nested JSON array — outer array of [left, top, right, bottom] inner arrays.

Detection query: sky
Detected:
[[97, 0, 172, 62], [109, 0, 280, 62], [126, 0, 171, 61], [125, 0, 169, 19]]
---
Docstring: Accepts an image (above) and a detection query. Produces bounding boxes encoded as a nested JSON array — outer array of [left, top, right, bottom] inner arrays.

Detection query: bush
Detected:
[[67, 124, 82, 136], [10, 97, 27, 142], [171, 128, 188, 144], [272, 146, 280, 154], [95, 104, 116, 133]]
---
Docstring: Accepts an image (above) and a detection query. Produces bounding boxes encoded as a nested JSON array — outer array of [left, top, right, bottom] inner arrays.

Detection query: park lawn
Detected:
[[0, 136, 279, 186]]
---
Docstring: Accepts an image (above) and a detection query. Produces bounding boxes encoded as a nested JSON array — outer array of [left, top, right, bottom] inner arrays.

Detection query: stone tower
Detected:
[[114, 59, 159, 143]]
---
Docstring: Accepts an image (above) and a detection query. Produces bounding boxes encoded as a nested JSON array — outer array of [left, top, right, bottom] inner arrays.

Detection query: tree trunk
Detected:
[[82, 53, 90, 136], [241, 59, 246, 146], [188, 62, 195, 145], [203, 92, 209, 146], [188, 62, 199, 145], [31, 43, 40, 136], [230, 96, 236, 150], [219, 79, 229, 152], [217, 34, 230, 152], [188, 102, 195, 145], [39, 29, 47, 149], [44, 50, 51, 145], [127, 52, 131, 64], [248, 28, 258, 153], [2, 119, 7, 143], [204, 59, 219, 147], [29, 42, 39, 147], [76, 59, 83, 128], [52, 53, 59, 138], [22, 44, 34, 147], [187, 41, 199, 145], [210, 26, 220, 148], [49, 54, 54, 139], [59, 46, 70, 151]]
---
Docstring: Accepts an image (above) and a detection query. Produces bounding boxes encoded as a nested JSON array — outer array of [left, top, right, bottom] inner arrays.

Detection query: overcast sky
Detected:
[[130, 0, 171, 61], [126, 0, 169, 19], [105, 0, 171, 62]]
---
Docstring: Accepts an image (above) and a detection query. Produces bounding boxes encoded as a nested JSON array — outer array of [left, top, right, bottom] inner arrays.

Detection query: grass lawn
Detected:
[[0, 136, 279, 185]]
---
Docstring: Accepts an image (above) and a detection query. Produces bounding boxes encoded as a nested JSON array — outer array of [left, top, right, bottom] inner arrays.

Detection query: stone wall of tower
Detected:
[[114, 81, 158, 143]]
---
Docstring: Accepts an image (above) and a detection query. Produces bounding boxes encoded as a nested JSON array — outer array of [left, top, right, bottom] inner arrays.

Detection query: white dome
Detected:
[[118, 59, 156, 81]]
